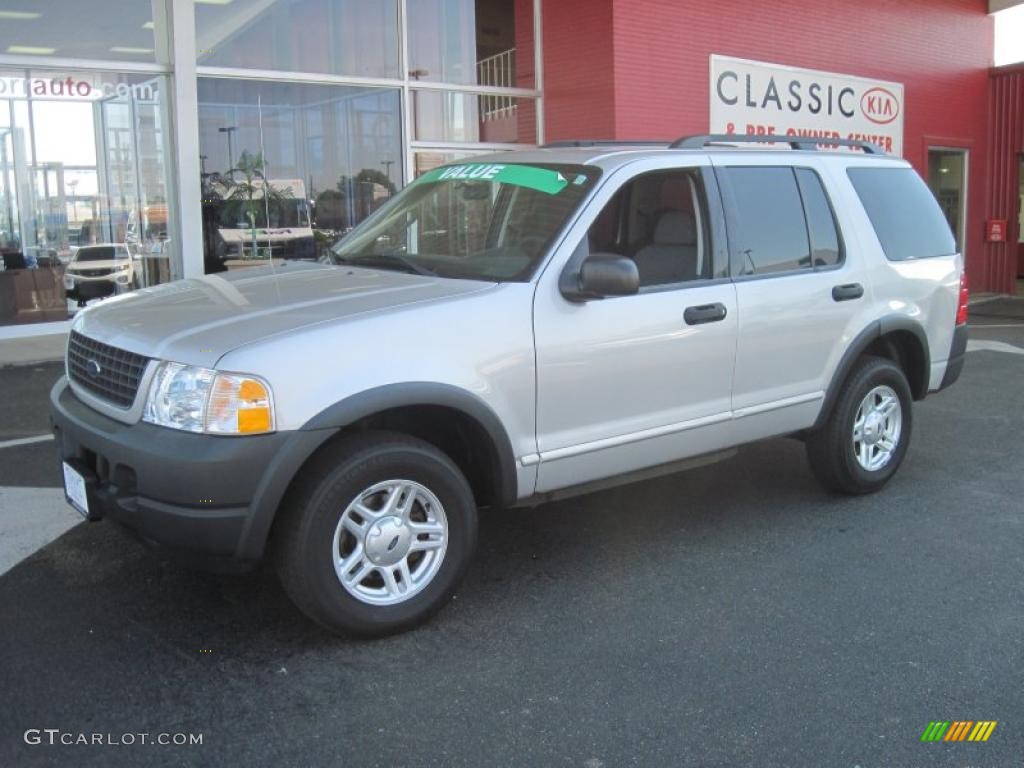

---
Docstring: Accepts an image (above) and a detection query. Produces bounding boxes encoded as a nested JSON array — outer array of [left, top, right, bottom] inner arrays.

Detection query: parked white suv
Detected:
[[51, 136, 968, 636], [63, 243, 137, 304]]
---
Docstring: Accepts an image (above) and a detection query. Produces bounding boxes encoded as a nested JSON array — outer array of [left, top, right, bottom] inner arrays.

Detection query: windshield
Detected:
[[76, 246, 128, 262], [329, 162, 599, 281]]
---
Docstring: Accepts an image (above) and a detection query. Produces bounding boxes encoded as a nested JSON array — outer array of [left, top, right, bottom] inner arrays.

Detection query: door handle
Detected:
[[684, 302, 728, 325], [832, 283, 864, 302]]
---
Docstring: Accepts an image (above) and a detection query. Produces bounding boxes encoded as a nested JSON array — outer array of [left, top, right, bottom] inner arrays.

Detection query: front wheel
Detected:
[[806, 356, 913, 494], [274, 431, 477, 636]]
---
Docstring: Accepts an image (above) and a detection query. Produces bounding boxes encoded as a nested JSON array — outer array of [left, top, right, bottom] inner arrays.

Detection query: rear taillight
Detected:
[[955, 272, 969, 326]]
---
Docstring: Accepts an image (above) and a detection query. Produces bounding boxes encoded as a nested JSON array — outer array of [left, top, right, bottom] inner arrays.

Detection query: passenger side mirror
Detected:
[[561, 251, 640, 301]]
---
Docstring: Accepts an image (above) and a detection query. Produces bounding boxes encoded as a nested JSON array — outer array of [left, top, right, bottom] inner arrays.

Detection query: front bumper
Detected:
[[49, 377, 332, 561]]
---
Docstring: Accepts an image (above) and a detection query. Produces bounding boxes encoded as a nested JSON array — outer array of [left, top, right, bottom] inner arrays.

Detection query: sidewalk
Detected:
[[0, 322, 70, 367]]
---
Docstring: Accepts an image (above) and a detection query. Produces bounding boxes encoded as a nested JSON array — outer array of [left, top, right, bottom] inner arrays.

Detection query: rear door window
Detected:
[[718, 166, 811, 276], [795, 168, 842, 268], [847, 167, 956, 260]]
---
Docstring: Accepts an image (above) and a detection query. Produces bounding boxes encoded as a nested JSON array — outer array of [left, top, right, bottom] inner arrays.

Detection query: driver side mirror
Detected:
[[561, 250, 640, 302]]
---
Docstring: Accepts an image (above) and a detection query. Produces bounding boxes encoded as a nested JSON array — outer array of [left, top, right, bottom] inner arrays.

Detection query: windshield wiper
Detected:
[[336, 252, 437, 277]]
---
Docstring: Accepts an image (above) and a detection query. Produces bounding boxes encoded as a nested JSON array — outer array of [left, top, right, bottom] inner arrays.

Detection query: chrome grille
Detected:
[[67, 331, 149, 409]]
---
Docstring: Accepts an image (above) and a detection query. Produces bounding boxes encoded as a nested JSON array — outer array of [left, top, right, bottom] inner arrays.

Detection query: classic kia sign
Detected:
[[710, 55, 904, 155]]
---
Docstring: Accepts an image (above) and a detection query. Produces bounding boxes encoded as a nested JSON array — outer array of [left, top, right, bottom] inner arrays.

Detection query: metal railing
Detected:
[[477, 48, 517, 121]]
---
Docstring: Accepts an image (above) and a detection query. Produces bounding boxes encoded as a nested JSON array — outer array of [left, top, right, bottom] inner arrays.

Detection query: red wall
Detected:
[[540, 0, 616, 140], [542, 0, 1001, 290], [987, 65, 1024, 293]]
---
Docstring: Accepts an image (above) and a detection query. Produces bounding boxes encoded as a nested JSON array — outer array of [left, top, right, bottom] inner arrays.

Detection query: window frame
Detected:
[[716, 164, 846, 282]]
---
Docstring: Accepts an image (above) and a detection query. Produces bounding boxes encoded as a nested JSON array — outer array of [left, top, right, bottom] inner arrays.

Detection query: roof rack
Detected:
[[540, 139, 670, 148], [669, 134, 885, 154]]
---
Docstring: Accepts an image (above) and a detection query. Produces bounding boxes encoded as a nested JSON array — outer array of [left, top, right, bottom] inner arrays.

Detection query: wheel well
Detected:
[[328, 405, 502, 508], [863, 330, 928, 400]]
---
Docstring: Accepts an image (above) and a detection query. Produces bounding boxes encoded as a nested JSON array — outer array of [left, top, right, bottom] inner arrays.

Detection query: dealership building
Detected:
[[0, 0, 1021, 335]]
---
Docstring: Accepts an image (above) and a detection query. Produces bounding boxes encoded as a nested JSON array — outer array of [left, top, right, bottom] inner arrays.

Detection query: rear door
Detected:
[[713, 158, 868, 432]]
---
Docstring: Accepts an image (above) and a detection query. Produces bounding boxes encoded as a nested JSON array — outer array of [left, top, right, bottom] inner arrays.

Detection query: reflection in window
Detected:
[[0, 1, 157, 63], [197, 79, 402, 271], [0, 70, 172, 325], [196, 0, 400, 79]]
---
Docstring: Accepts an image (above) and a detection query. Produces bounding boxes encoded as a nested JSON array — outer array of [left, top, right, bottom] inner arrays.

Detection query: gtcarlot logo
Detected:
[[24, 729, 203, 746]]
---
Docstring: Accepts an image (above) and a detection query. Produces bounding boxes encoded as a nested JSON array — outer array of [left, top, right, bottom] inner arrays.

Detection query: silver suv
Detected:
[[50, 135, 968, 635]]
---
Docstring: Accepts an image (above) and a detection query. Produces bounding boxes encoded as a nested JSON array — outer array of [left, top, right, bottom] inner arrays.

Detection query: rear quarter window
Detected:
[[846, 167, 956, 261]]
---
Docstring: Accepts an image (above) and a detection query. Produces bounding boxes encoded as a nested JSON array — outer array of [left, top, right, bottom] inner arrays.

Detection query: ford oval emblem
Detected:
[[86, 359, 102, 378]]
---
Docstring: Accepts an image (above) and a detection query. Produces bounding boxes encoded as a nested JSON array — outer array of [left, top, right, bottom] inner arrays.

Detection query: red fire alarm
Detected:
[[986, 218, 1008, 243]]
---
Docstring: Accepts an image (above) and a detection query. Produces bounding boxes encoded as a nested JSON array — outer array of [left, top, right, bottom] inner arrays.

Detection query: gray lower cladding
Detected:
[[939, 323, 968, 390], [49, 377, 334, 560]]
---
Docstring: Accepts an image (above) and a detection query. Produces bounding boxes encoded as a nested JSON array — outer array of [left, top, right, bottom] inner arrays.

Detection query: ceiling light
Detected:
[[6, 45, 55, 55], [110, 46, 154, 54], [195, 0, 235, 5], [0, 11, 42, 20], [142, 21, 154, 30]]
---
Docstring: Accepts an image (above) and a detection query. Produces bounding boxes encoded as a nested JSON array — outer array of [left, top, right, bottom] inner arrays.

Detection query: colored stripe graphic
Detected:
[[944, 721, 972, 741], [968, 721, 997, 741], [921, 720, 996, 742]]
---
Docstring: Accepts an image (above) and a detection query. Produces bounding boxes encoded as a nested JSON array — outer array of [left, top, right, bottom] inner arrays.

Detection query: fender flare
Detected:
[[235, 383, 519, 560], [302, 382, 519, 508], [813, 315, 930, 430]]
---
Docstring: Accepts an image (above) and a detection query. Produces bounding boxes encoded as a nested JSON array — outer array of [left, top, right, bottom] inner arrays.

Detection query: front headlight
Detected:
[[143, 362, 274, 435]]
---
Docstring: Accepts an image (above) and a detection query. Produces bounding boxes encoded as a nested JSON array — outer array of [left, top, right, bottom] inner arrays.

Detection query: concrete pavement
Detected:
[[1, 312, 1022, 767]]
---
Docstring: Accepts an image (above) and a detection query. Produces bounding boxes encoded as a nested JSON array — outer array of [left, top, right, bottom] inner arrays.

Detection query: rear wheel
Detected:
[[275, 431, 477, 636], [806, 356, 913, 494]]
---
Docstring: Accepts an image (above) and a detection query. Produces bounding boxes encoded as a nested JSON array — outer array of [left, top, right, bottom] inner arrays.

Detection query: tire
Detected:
[[274, 431, 477, 637], [806, 356, 913, 495]]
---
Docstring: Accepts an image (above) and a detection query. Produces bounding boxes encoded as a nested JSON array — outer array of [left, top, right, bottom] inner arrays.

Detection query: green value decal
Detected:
[[416, 163, 570, 195]]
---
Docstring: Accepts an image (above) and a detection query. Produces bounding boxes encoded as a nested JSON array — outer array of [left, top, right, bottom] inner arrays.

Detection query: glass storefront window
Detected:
[[197, 78, 402, 271], [0, 2, 159, 64], [408, 0, 530, 88], [0, 69, 173, 326], [195, 0, 400, 79], [413, 150, 493, 177], [413, 90, 535, 144]]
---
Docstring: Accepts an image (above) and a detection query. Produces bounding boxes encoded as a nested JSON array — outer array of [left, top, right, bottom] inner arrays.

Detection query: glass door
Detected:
[[927, 148, 968, 254], [1017, 156, 1023, 282]]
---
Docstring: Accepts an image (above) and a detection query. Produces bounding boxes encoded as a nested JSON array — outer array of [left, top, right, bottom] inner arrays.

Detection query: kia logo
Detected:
[[861, 87, 899, 125], [85, 359, 102, 378]]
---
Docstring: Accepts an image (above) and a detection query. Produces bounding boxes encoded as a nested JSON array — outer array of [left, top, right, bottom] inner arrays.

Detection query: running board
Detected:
[[513, 448, 738, 508]]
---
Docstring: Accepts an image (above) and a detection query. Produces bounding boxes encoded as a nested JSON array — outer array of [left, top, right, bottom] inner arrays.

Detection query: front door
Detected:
[[533, 159, 737, 493]]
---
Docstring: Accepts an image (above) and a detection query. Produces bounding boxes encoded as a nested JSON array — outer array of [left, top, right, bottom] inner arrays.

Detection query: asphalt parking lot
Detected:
[[1, 305, 1023, 768]]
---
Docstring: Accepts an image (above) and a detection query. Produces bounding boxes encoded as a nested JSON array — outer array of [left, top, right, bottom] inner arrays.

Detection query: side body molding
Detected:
[[813, 315, 931, 431], [302, 382, 519, 508]]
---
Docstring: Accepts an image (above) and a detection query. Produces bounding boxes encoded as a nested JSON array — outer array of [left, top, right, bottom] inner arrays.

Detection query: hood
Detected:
[[75, 261, 495, 368]]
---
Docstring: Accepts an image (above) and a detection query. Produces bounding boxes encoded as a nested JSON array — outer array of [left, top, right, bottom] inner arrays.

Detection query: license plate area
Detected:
[[62, 459, 101, 521]]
